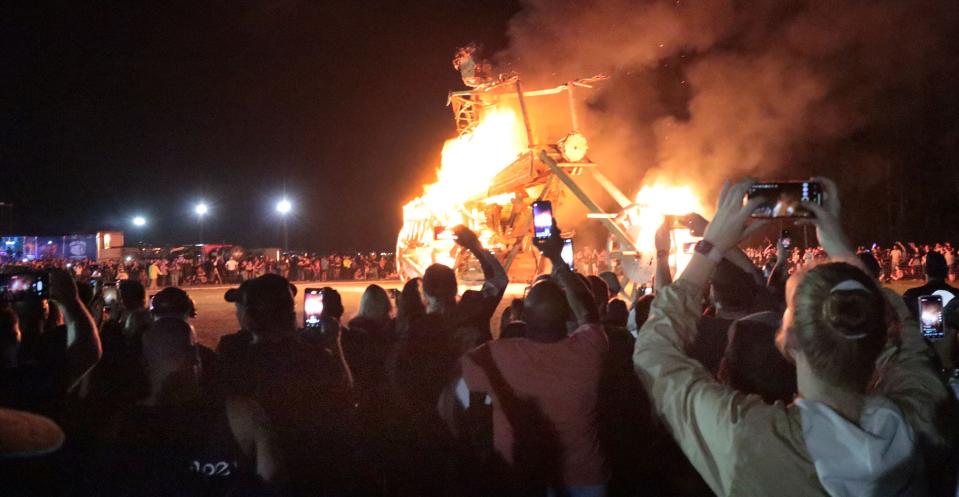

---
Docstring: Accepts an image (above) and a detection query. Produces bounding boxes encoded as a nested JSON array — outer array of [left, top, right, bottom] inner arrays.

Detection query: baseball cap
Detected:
[[151, 287, 197, 318], [224, 274, 296, 309], [0, 408, 64, 458], [224, 279, 252, 304]]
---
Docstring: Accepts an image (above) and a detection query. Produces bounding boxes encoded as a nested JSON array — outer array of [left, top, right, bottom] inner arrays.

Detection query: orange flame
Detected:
[[404, 107, 526, 226], [630, 183, 706, 273]]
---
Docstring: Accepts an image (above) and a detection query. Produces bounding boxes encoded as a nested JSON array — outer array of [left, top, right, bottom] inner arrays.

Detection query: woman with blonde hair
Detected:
[[634, 178, 955, 496]]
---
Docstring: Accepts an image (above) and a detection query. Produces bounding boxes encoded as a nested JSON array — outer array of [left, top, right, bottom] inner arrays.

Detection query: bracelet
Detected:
[[694, 240, 724, 263], [656, 250, 669, 258]]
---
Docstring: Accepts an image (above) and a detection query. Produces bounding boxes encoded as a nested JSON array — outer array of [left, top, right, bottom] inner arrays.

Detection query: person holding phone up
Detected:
[[633, 178, 955, 496], [447, 221, 609, 497]]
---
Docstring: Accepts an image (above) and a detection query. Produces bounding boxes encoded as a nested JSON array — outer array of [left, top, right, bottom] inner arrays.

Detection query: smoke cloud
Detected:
[[496, 0, 959, 241]]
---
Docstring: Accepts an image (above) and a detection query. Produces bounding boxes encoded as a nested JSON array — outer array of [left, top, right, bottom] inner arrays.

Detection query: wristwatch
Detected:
[[694, 240, 724, 263]]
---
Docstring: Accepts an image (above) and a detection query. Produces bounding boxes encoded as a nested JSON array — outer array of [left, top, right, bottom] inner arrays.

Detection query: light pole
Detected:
[[131, 215, 147, 246], [276, 198, 292, 252], [195, 202, 208, 245]]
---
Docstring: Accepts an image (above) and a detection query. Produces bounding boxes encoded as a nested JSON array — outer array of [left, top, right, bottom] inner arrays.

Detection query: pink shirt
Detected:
[[461, 323, 608, 485]]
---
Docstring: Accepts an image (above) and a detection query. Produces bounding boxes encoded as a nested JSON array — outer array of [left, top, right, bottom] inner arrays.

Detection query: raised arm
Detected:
[[49, 269, 101, 390], [535, 224, 599, 325], [723, 248, 766, 287], [801, 178, 952, 452], [453, 225, 508, 298], [766, 239, 790, 297], [653, 221, 672, 294], [633, 180, 770, 495]]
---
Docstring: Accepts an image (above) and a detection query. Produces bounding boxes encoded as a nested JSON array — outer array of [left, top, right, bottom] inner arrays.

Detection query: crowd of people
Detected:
[[1, 252, 398, 289], [744, 241, 959, 283], [1, 177, 957, 497]]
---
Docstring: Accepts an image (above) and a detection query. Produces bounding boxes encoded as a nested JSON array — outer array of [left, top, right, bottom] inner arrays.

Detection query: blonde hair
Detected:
[[788, 262, 887, 392], [357, 284, 392, 324]]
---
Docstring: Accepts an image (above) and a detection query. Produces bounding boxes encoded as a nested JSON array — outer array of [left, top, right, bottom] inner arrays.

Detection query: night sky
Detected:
[[6, 1, 959, 252], [2, 1, 521, 251]]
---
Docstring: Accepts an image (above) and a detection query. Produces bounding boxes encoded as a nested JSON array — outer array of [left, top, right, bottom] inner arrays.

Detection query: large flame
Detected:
[[398, 107, 527, 275], [630, 183, 706, 275], [405, 107, 527, 224]]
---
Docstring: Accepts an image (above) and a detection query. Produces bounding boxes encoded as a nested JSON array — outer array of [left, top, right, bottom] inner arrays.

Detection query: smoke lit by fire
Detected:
[[499, 0, 959, 242]]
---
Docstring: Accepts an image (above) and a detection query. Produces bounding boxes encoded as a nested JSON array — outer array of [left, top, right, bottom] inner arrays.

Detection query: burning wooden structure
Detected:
[[397, 66, 702, 296]]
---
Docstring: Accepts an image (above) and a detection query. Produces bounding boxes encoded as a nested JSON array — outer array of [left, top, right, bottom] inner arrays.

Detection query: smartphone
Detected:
[[747, 181, 823, 218], [532, 200, 554, 240], [0, 272, 50, 302], [682, 214, 708, 237], [560, 238, 574, 270], [304, 288, 324, 329], [919, 295, 944, 340], [664, 215, 686, 230], [781, 229, 792, 249], [433, 226, 456, 241], [102, 284, 119, 305]]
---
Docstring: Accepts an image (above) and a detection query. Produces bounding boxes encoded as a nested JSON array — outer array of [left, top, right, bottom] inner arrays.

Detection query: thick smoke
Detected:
[[497, 0, 959, 241]]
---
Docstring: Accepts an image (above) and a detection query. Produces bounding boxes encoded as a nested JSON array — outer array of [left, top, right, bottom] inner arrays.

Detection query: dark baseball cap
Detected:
[[0, 407, 64, 458], [151, 287, 197, 318], [224, 274, 297, 309]]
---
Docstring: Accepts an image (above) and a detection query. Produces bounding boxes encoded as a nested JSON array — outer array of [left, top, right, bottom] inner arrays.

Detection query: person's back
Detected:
[[903, 251, 958, 318], [100, 397, 246, 497], [634, 180, 954, 497], [96, 318, 280, 497], [462, 326, 606, 487], [388, 227, 508, 495], [217, 275, 354, 494], [458, 270, 607, 493]]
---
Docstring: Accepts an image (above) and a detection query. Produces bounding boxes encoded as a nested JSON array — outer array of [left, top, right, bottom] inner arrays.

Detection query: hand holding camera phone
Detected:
[[919, 295, 945, 340], [532, 201, 554, 240], [304, 288, 324, 329], [102, 283, 119, 306], [560, 238, 575, 270], [746, 181, 823, 218], [0, 272, 50, 303]]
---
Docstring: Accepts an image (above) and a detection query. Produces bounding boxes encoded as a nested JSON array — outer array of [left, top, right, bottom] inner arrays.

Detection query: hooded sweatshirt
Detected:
[[796, 397, 922, 497], [634, 278, 953, 497]]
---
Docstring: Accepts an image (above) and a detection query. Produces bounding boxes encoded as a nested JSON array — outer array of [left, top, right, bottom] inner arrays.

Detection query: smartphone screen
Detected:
[[919, 295, 944, 340], [747, 181, 823, 218], [781, 229, 792, 249], [561, 238, 574, 270], [532, 200, 554, 240], [304, 288, 323, 329], [0, 273, 49, 302], [102, 285, 118, 305]]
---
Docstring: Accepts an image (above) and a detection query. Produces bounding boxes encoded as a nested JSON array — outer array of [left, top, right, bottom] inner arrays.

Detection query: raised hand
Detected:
[[534, 223, 565, 263], [701, 179, 767, 253], [48, 268, 79, 306], [655, 220, 671, 254], [452, 225, 481, 251], [797, 201, 855, 260]]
